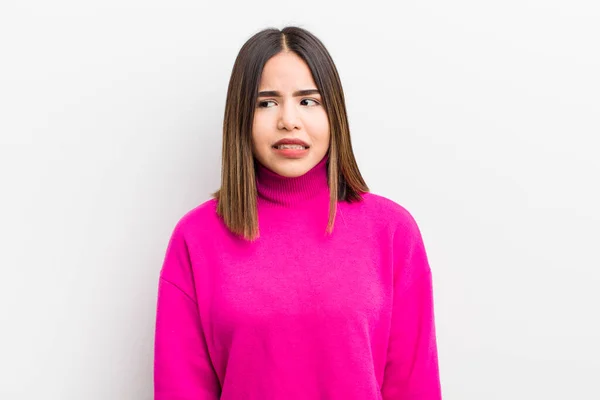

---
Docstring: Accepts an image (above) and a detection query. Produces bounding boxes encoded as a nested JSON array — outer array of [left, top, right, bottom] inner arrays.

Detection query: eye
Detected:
[[258, 100, 276, 108], [301, 98, 320, 106]]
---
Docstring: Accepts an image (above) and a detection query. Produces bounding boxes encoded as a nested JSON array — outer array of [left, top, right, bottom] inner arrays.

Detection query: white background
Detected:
[[1, 1, 599, 399]]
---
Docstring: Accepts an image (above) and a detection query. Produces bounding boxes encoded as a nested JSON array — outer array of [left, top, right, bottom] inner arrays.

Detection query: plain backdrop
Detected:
[[1, 1, 599, 399]]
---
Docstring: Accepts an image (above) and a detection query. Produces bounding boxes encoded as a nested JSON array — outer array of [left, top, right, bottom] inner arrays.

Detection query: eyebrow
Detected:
[[257, 89, 321, 97]]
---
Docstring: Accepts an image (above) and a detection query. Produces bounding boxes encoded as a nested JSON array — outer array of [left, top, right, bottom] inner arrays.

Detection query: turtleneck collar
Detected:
[[255, 153, 330, 207]]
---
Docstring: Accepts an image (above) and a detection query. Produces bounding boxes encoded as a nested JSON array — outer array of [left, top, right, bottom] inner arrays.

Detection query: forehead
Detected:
[[258, 52, 317, 89]]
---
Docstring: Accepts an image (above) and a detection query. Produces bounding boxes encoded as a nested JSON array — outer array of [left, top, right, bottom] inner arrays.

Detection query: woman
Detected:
[[154, 26, 441, 399]]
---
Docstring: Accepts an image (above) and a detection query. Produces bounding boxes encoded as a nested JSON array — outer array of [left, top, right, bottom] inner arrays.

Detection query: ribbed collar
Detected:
[[255, 154, 330, 207]]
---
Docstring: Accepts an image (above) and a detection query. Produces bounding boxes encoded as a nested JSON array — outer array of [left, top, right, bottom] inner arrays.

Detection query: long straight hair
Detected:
[[211, 26, 369, 241]]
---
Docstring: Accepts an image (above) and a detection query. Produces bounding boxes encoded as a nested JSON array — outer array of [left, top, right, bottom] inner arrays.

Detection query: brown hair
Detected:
[[211, 26, 369, 241]]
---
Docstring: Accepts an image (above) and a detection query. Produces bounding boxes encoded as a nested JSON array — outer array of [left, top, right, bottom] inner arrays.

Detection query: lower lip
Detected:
[[272, 146, 309, 158]]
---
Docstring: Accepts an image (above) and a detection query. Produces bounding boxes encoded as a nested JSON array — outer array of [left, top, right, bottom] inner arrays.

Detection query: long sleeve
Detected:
[[381, 214, 442, 399], [154, 223, 221, 400]]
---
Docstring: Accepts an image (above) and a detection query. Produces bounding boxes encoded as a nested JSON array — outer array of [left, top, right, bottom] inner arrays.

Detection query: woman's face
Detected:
[[251, 51, 330, 178]]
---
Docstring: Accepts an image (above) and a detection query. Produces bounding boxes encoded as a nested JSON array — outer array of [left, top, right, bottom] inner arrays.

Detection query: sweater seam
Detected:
[[159, 276, 198, 305]]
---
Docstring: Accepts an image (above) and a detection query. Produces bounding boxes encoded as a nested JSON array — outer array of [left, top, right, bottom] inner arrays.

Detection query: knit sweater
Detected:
[[154, 154, 441, 399]]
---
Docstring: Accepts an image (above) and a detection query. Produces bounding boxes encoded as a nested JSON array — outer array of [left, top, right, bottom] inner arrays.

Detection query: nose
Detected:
[[277, 101, 301, 131]]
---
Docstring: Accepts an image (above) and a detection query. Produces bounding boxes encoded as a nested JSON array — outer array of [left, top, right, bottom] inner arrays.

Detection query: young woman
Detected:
[[154, 26, 442, 399]]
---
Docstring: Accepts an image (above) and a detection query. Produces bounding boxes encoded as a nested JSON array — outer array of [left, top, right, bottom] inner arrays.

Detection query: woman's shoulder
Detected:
[[169, 197, 221, 238], [355, 192, 419, 223], [352, 192, 424, 238]]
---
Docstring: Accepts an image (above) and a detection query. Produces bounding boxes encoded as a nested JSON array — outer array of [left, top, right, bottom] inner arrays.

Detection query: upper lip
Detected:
[[272, 138, 310, 148]]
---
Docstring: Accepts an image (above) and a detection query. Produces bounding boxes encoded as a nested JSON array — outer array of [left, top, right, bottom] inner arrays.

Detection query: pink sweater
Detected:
[[154, 154, 441, 399]]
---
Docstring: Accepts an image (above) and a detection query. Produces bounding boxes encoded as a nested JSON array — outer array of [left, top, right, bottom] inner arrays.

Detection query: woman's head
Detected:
[[213, 26, 368, 241]]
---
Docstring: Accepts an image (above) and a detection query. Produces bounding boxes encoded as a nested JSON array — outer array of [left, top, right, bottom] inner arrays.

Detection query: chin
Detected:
[[272, 163, 310, 178], [273, 157, 320, 176]]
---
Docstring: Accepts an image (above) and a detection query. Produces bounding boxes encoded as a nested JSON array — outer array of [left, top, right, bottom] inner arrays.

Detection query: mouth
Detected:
[[271, 145, 310, 150], [271, 144, 310, 158]]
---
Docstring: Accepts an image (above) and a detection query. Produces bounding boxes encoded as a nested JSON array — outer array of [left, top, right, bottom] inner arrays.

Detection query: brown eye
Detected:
[[301, 98, 319, 106], [258, 100, 276, 108]]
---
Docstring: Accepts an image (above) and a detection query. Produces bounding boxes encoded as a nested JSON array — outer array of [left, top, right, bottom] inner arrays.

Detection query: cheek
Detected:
[[251, 114, 260, 134], [251, 131, 270, 150], [306, 112, 330, 142], [251, 115, 268, 144]]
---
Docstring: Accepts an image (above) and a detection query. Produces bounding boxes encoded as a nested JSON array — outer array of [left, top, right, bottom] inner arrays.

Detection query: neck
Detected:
[[255, 154, 330, 207]]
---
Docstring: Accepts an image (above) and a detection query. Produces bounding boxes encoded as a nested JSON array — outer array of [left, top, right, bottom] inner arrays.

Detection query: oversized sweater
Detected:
[[154, 154, 441, 399]]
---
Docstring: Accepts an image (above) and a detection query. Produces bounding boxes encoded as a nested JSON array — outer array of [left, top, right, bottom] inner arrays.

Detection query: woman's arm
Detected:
[[381, 213, 442, 399], [154, 224, 221, 400]]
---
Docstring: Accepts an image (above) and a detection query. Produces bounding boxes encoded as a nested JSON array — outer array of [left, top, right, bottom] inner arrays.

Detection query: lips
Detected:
[[272, 138, 310, 148]]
